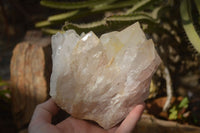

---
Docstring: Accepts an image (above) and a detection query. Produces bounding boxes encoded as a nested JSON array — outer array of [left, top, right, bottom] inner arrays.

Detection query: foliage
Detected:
[[180, 0, 200, 53], [0, 77, 10, 102], [169, 97, 189, 120], [35, 0, 200, 54], [36, 0, 166, 35]]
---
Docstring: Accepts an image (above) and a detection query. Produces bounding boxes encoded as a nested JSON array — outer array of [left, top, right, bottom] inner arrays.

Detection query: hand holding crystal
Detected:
[[28, 98, 145, 133]]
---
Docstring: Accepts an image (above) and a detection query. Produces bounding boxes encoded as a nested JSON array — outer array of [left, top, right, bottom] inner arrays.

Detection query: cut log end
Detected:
[[10, 31, 51, 130]]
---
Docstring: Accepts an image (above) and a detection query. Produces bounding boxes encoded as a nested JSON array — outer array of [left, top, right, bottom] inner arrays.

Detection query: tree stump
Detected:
[[10, 31, 51, 131]]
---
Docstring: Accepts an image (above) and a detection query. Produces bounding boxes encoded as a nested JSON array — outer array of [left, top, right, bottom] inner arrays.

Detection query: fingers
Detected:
[[30, 98, 59, 123], [115, 103, 145, 133], [28, 98, 61, 133], [56, 116, 108, 133]]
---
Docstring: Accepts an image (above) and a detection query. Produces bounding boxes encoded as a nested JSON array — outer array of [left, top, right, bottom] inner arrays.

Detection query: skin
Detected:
[[28, 98, 145, 133]]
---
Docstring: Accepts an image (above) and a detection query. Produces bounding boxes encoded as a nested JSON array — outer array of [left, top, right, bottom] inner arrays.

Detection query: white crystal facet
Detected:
[[50, 22, 161, 129]]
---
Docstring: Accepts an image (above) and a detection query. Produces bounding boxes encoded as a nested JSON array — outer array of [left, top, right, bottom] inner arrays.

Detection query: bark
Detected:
[[10, 31, 51, 131], [135, 114, 200, 133]]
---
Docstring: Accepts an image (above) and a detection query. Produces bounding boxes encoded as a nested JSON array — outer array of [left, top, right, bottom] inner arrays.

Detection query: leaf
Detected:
[[0, 89, 11, 101], [63, 20, 108, 35], [0, 89, 10, 94], [37, 0, 166, 35], [62, 11, 160, 35], [0, 81, 9, 86], [40, 0, 107, 10], [35, 20, 52, 28], [194, 0, 200, 15], [92, 0, 138, 12], [146, 6, 163, 20], [169, 106, 178, 120], [180, 0, 200, 53], [106, 13, 157, 23], [42, 28, 64, 34], [178, 97, 189, 109], [48, 10, 79, 21], [125, 0, 160, 14], [35, 19, 64, 28], [194, 0, 200, 25], [93, 0, 117, 10], [126, 0, 150, 14]]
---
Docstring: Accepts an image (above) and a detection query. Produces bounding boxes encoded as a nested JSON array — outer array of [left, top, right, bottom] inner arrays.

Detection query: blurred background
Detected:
[[0, 0, 200, 132]]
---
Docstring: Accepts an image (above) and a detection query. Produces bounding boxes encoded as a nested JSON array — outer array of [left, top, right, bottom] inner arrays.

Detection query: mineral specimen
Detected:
[[50, 22, 161, 129]]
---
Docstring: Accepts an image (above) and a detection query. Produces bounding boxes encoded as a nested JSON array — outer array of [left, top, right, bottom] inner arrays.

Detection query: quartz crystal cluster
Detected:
[[50, 22, 161, 129]]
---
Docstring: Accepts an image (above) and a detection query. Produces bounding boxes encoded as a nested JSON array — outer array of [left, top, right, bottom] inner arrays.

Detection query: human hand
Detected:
[[28, 98, 145, 133]]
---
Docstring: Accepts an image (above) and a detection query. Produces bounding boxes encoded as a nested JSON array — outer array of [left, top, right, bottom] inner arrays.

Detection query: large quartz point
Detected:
[[50, 22, 161, 129]]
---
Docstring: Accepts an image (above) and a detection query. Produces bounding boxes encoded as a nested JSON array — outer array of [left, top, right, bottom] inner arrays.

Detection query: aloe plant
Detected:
[[180, 0, 200, 53], [36, 0, 165, 35], [36, 0, 200, 54]]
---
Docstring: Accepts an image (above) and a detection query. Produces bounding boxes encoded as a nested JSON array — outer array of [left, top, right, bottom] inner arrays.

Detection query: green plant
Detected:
[[0, 77, 10, 102], [180, 0, 200, 53], [169, 97, 189, 120], [35, 0, 200, 55], [35, 0, 166, 35]]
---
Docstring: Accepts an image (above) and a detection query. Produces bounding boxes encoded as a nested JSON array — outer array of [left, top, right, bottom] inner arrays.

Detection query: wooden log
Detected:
[[134, 114, 200, 133], [10, 31, 51, 131]]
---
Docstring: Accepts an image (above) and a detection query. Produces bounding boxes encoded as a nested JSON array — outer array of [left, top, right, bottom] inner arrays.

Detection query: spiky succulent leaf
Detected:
[[93, 0, 117, 10], [91, 0, 138, 12], [62, 12, 160, 35], [194, 0, 200, 25], [63, 20, 107, 35], [35, 20, 52, 28], [40, 0, 108, 10], [106, 13, 155, 23], [37, 0, 166, 35], [126, 0, 155, 14], [42, 28, 64, 34], [194, 0, 200, 15], [48, 10, 79, 21], [180, 0, 200, 53]]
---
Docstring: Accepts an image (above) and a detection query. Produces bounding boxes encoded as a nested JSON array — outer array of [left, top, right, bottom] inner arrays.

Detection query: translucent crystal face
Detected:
[[50, 22, 161, 129]]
